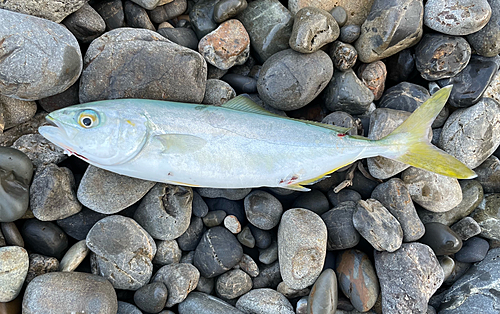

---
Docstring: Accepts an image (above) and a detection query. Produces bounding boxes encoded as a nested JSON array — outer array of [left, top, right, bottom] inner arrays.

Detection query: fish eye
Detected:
[[77, 110, 99, 129]]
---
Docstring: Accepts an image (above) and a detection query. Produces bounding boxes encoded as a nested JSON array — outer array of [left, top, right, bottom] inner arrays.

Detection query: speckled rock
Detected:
[[93, 0, 126, 30], [375, 243, 443, 314], [329, 41, 358, 72], [471, 194, 500, 241], [239, 254, 259, 278], [0, 0, 87, 23], [25, 254, 59, 284], [278, 208, 327, 290], [419, 222, 462, 255], [196, 187, 251, 200], [179, 292, 244, 314], [117, 302, 142, 314], [59, 240, 89, 272], [236, 288, 294, 314], [124, 1, 155, 30], [152, 263, 200, 307], [475, 155, 500, 193], [324, 69, 374, 114], [153, 239, 182, 265], [86, 215, 157, 290], [244, 190, 283, 230], [355, 0, 423, 63], [216, 269, 252, 299], [277, 281, 309, 299], [450, 217, 482, 241], [467, 0, 500, 57], [0, 246, 28, 302], [0, 96, 37, 131], [22, 272, 118, 314], [321, 201, 361, 250], [189, 0, 220, 39], [257, 49, 333, 111], [64, 3, 106, 43], [11, 134, 66, 169], [340, 24, 361, 43], [202, 79, 236, 106], [224, 215, 241, 233], [77, 165, 155, 214], [289, 7, 339, 53]]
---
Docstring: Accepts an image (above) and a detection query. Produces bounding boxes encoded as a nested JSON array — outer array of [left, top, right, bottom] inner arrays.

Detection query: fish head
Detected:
[[38, 103, 149, 166]]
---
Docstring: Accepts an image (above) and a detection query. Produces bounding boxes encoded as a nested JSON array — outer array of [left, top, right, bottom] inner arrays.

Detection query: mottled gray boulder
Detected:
[[355, 0, 423, 63], [86, 215, 157, 290], [179, 292, 245, 314], [471, 194, 500, 241], [11, 134, 66, 169], [278, 208, 327, 290], [0, 0, 87, 23], [80, 28, 206, 103], [63, 3, 106, 43], [375, 243, 443, 314], [467, 0, 500, 57], [0, 10, 82, 101], [0, 246, 28, 302], [323, 69, 374, 114], [236, 288, 294, 314], [77, 165, 155, 214], [439, 97, 500, 169], [0, 96, 37, 131], [257, 49, 333, 111], [22, 272, 117, 314], [152, 263, 200, 307], [289, 7, 339, 53]]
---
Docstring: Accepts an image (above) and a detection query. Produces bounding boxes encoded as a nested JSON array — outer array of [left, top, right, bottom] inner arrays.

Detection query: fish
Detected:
[[38, 85, 476, 191]]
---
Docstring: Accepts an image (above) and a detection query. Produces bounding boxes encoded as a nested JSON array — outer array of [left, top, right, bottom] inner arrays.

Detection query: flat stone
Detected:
[[419, 222, 462, 255], [134, 282, 168, 313], [307, 268, 337, 314], [179, 292, 244, 314], [0, 246, 28, 302], [11, 134, 66, 170], [21, 220, 68, 259], [59, 240, 89, 272], [324, 69, 374, 114], [63, 3, 106, 43], [25, 254, 59, 284], [152, 263, 200, 307], [0, 0, 87, 23], [153, 239, 182, 265], [236, 288, 294, 314], [321, 201, 361, 250], [289, 7, 339, 53], [467, 0, 500, 57], [216, 269, 252, 299], [450, 217, 482, 241]]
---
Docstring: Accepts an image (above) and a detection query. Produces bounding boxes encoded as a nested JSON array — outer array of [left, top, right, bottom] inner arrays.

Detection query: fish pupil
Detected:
[[82, 117, 92, 127]]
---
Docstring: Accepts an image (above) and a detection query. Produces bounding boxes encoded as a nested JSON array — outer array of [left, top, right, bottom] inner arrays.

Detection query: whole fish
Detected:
[[38, 86, 475, 191]]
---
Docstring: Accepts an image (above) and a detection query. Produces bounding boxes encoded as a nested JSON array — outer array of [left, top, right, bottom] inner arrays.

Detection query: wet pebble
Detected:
[[307, 268, 337, 314], [59, 240, 89, 272], [56, 207, 107, 241], [467, 0, 500, 57], [134, 282, 168, 313], [289, 7, 339, 53], [63, 3, 106, 43], [25, 254, 59, 284], [152, 263, 200, 307], [21, 219, 68, 259], [11, 134, 66, 169], [439, 255, 455, 281], [179, 292, 244, 314], [321, 201, 360, 250], [475, 155, 500, 193], [329, 41, 358, 71], [454, 236, 489, 263], [216, 269, 252, 299], [0, 246, 28, 302], [450, 217, 482, 241], [213, 0, 247, 23], [244, 190, 282, 230], [324, 69, 374, 114], [379, 82, 430, 112], [236, 288, 294, 314], [196, 187, 251, 200], [419, 222, 462, 255], [153, 239, 182, 265], [471, 194, 500, 240]]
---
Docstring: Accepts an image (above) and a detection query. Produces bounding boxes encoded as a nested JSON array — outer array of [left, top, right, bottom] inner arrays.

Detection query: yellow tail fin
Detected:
[[380, 85, 476, 179]]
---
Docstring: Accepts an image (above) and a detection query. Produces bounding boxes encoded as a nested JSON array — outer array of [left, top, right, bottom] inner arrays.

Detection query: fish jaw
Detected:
[[39, 116, 90, 161]]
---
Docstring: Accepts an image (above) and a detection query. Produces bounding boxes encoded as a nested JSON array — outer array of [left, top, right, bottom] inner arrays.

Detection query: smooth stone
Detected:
[[467, 0, 500, 57], [134, 282, 168, 313], [124, 1, 155, 30], [117, 302, 142, 314], [221, 73, 257, 94], [329, 41, 358, 72], [401, 167, 462, 213], [0, 0, 86, 23], [321, 111, 358, 136], [248, 224, 272, 249], [134, 183, 192, 240], [331, 6, 347, 27], [236, 0, 293, 63], [155, 0, 187, 21], [189, 0, 220, 39], [213, 0, 247, 23], [153, 239, 182, 265], [25, 253, 59, 284], [21, 219, 68, 259], [178, 292, 244, 314], [0, 96, 37, 131], [471, 194, 500, 240], [0, 246, 28, 302], [152, 263, 200, 307], [375, 243, 443, 314], [93, 0, 126, 30], [237, 225, 255, 248], [443, 260, 472, 285], [131, 0, 162, 10], [196, 276, 215, 294], [63, 3, 106, 43], [440, 248, 500, 313], [371, 178, 425, 242], [56, 207, 108, 240], [358, 61, 387, 100], [418, 180, 484, 226], [291, 190, 329, 216], [11, 134, 66, 169], [202, 79, 236, 106], [321, 201, 360, 250], [289, 7, 339, 53], [244, 190, 283, 230], [324, 69, 374, 114], [355, 0, 423, 63], [193, 226, 243, 278], [30, 164, 81, 221], [59, 240, 89, 272], [86, 215, 157, 290], [378, 82, 430, 112], [415, 33, 471, 81], [450, 217, 482, 241], [196, 187, 251, 200], [327, 189, 361, 207], [339, 24, 361, 43], [439, 97, 500, 168], [0, 147, 32, 222], [259, 238, 278, 264], [203, 210, 226, 227], [22, 272, 117, 314], [353, 199, 403, 252], [439, 255, 455, 281], [216, 269, 252, 299], [454, 236, 489, 263], [192, 191, 209, 218], [252, 260, 281, 289], [278, 208, 327, 290], [307, 268, 337, 314], [157, 27, 199, 50], [424, 0, 492, 35], [236, 288, 294, 314], [0, 223, 24, 247], [239, 254, 259, 277], [80, 28, 206, 103], [419, 222, 462, 255], [277, 281, 310, 299], [475, 155, 500, 193], [257, 49, 333, 111], [77, 165, 155, 214], [386, 49, 416, 82], [224, 215, 241, 233], [198, 19, 250, 70], [177, 216, 205, 251], [438, 55, 499, 108]]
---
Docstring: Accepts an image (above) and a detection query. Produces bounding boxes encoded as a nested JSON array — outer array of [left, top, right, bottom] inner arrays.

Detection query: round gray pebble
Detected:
[[152, 263, 200, 307], [244, 190, 283, 230], [236, 288, 294, 314], [216, 269, 252, 299], [134, 282, 168, 313]]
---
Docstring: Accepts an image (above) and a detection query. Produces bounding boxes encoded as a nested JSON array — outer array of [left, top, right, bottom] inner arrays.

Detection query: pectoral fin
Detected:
[[155, 134, 207, 154]]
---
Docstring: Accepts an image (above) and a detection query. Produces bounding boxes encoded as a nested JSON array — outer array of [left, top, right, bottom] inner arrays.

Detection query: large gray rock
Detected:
[[0, 10, 82, 101], [289, 7, 339, 53], [0, 0, 88, 23], [11, 134, 66, 169], [236, 288, 294, 314], [0, 246, 29, 302], [0, 95, 37, 131], [179, 292, 245, 314]]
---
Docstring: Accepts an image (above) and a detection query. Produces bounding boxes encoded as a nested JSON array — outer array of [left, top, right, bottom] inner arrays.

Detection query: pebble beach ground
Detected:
[[1, 0, 500, 313]]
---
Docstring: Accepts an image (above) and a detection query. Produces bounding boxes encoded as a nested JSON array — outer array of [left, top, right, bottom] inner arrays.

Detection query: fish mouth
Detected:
[[38, 115, 88, 161]]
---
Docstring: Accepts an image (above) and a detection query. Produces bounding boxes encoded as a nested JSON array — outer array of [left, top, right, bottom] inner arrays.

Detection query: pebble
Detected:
[[324, 69, 374, 114], [440, 248, 500, 313], [189, 0, 220, 39], [205, 198, 246, 224], [386, 49, 416, 82], [237, 226, 255, 248], [193, 226, 243, 278], [438, 97, 500, 169], [379, 82, 430, 112], [177, 216, 205, 251], [134, 184, 193, 240], [196, 276, 215, 295], [0, 96, 37, 131], [257, 49, 333, 111], [153, 239, 182, 265], [467, 0, 500, 57], [296, 296, 308, 314], [307, 268, 337, 314], [289, 7, 339, 53], [59, 240, 89, 272], [63, 3, 106, 43], [252, 260, 281, 289], [196, 187, 251, 200], [475, 155, 500, 193], [79, 28, 207, 103], [202, 79, 236, 106], [152, 263, 200, 307], [0, 223, 24, 247], [329, 41, 358, 71], [321, 201, 361, 250], [21, 219, 68, 259], [277, 281, 309, 299], [179, 292, 244, 314], [259, 238, 278, 264], [221, 73, 258, 94], [236, 288, 294, 314], [331, 7, 347, 26], [471, 194, 500, 241], [22, 272, 117, 314], [56, 207, 107, 240], [25, 254, 59, 284], [117, 302, 142, 314], [291, 190, 330, 216], [0, 0, 87, 23], [358, 61, 387, 100], [237, 0, 293, 62], [134, 282, 168, 313], [419, 222, 463, 255], [192, 191, 209, 218], [424, 0, 492, 35], [327, 189, 361, 207], [353, 199, 403, 252], [438, 255, 455, 281], [0, 147, 32, 222], [216, 269, 252, 299], [339, 24, 361, 43], [244, 190, 283, 230], [30, 164, 81, 221], [124, 1, 155, 30], [450, 217, 482, 241], [454, 236, 489, 263], [93, 0, 126, 30], [239, 254, 259, 277], [401, 167, 462, 213], [156, 0, 187, 21], [157, 27, 199, 50], [278, 208, 327, 290], [77, 165, 155, 214], [371, 178, 425, 242], [224, 215, 241, 233], [0, 246, 28, 302], [86, 215, 157, 290], [355, 0, 423, 63], [203, 210, 226, 227], [213, 0, 248, 23], [11, 134, 66, 169], [375, 243, 443, 314]]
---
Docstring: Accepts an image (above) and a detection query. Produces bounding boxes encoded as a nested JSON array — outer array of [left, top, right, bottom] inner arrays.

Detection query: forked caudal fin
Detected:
[[379, 85, 477, 179]]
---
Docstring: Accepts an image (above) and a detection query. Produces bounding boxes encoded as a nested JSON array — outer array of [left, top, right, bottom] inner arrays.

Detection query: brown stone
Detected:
[[358, 61, 387, 100]]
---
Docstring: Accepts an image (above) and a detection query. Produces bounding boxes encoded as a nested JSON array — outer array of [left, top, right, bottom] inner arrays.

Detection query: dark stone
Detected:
[[379, 82, 429, 112], [467, 0, 500, 57], [196, 188, 251, 201], [0, 222, 24, 247], [450, 217, 482, 241], [21, 219, 68, 259], [192, 191, 209, 218], [252, 260, 281, 289], [177, 216, 205, 251], [321, 201, 360, 250], [331, 6, 347, 27], [124, 1, 155, 30], [385, 49, 415, 82], [213, 0, 248, 23], [291, 190, 329, 216], [419, 222, 462, 255], [475, 155, 500, 193], [93, 0, 126, 30], [244, 190, 283, 230], [189, 0, 220, 39], [202, 210, 226, 227], [152, 263, 200, 307], [471, 194, 500, 241], [134, 282, 168, 313], [248, 224, 272, 249], [38, 81, 80, 112], [329, 41, 357, 71], [157, 27, 199, 50], [327, 188, 361, 207], [63, 3, 106, 43], [339, 24, 361, 43], [237, 225, 255, 248], [57, 207, 108, 241], [221, 73, 257, 94], [205, 198, 246, 225], [161, 0, 187, 21], [324, 69, 374, 114], [454, 237, 490, 263]]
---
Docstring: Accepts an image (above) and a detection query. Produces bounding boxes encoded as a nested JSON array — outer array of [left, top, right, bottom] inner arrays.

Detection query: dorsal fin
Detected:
[[221, 95, 352, 134]]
